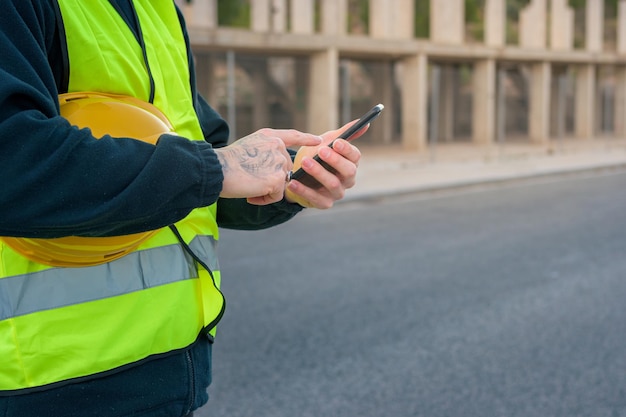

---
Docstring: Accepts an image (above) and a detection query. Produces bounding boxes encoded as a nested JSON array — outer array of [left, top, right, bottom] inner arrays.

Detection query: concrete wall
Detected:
[[181, 0, 626, 149]]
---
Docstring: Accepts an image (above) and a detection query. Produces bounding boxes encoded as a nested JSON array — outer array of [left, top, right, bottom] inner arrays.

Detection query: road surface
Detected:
[[199, 170, 626, 417]]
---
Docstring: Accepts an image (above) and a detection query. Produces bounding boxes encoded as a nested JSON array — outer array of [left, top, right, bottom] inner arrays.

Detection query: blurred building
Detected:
[[175, 0, 626, 151]]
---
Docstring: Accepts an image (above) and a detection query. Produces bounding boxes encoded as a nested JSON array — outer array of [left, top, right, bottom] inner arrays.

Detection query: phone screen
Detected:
[[289, 104, 384, 188]]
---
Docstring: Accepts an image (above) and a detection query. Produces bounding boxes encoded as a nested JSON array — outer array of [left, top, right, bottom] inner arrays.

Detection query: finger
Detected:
[[260, 128, 322, 148], [271, 136, 294, 170], [246, 170, 289, 205], [295, 154, 346, 200], [286, 180, 334, 210], [316, 146, 357, 190], [331, 139, 362, 165]]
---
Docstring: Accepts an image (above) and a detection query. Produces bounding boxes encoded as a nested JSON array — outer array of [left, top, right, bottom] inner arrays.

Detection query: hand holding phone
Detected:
[[288, 104, 384, 188]]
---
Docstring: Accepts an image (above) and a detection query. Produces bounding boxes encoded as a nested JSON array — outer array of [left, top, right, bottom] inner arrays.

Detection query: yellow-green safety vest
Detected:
[[0, 0, 224, 393]]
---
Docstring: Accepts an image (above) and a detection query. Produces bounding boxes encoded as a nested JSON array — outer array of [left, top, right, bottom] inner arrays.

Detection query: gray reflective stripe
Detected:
[[0, 236, 218, 321]]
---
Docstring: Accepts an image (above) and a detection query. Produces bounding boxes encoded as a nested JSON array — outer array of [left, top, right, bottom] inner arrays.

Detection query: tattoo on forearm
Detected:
[[218, 140, 283, 177]]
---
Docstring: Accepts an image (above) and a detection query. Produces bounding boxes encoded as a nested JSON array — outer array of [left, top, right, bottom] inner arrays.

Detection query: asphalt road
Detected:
[[198, 170, 626, 417]]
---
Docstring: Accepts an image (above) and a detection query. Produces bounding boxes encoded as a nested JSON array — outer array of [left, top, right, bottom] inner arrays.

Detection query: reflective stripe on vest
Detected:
[[0, 0, 224, 393], [0, 235, 218, 321]]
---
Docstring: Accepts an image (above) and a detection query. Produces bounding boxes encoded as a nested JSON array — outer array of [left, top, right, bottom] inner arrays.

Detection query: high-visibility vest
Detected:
[[0, 0, 224, 393]]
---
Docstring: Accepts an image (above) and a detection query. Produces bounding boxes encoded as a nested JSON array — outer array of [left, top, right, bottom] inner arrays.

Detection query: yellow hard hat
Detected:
[[2, 92, 174, 267]]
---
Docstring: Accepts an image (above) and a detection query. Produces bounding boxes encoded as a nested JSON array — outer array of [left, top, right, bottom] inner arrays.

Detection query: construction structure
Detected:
[[174, 0, 626, 151]]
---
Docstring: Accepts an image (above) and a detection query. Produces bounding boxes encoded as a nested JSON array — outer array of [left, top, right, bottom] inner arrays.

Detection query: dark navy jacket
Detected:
[[0, 0, 302, 239]]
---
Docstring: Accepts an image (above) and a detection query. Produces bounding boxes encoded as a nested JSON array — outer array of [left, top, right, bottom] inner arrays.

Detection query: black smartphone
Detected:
[[289, 103, 384, 188]]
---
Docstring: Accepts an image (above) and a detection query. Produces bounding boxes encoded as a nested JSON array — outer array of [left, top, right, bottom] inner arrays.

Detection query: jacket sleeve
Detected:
[[0, 2, 224, 238]]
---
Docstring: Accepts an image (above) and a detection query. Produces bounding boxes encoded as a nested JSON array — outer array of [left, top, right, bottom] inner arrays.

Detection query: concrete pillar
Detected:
[[616, 67, 626, 137], [252, 0, 287, 32], [529, 62, 551, 143], [618, 0, 626, 54], [252, 0, 271, 32], [308, 49, 339, 134], [370, 0, 414, 39], [368, 0, 388, 39], [473, 59, 496, 144], [550, 0, 574, 50], [575, 64, 596, 139], [290, 0, 315, 34], [396, 0, 415, 39], [175, 0, 217, 28], [271, 0, 287, 33], [485, 0, 506, 47], [370, 63, 395, 144], [401, 54, 428, 150], [320, 0, 347, 36], [519, 0, 547, 49], [586, 0, 604, 52], [430, 0, 464, 44]]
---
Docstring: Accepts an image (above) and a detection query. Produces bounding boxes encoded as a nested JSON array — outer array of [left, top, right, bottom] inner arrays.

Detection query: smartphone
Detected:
[[289, 103, 384, 188]]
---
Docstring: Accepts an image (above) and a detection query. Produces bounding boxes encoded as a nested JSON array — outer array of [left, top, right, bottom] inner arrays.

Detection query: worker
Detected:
[[0, 1, 363, 417]]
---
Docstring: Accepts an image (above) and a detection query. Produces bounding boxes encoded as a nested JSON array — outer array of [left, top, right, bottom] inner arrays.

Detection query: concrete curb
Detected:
[[341, 162, 626, 204]]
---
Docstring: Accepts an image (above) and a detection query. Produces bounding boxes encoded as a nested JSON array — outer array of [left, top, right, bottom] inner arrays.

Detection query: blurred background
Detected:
[[175, 0, 625, 152]]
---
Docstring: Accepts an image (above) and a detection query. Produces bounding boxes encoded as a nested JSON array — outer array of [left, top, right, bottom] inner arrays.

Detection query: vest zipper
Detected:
[[183, 349, 196, 416]]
